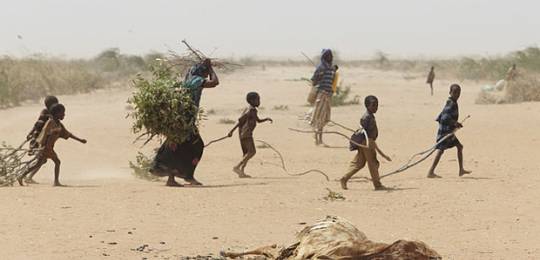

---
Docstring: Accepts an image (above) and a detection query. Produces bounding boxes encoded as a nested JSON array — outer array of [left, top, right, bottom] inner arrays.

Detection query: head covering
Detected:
[[318, 49, 333, 69], [190, 63, 209, 77]]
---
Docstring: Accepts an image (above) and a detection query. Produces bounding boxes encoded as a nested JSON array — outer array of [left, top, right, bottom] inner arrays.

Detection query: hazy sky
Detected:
[[1, 0, 539, 59]]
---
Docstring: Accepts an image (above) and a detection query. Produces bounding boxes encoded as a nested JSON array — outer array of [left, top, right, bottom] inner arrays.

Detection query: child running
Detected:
[[26, 96, 59, 157], [340, 95, 391, 191], [427, 84, 471, 178], [228, 92, 273, 178], [18, 103, 87, 186]]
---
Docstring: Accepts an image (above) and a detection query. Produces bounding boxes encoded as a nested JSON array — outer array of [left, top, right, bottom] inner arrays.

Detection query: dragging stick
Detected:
[[328, 120, 357, 133], [255, 140, 330, 181], [379, 115, 470, 179], [288, 128, 369, 149], [204, 135, 230, 148]]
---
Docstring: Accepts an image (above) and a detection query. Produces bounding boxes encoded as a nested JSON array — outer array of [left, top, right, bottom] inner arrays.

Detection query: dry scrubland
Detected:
[[2, 46, 540, 109], [0, 48, 540, 259]]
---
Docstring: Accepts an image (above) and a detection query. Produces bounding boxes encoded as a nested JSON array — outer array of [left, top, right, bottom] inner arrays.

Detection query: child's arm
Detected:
[[69, 133, 87, 144], [253, 110, 272, 123], [367, 138, 392, 162], [256, 117, 273, 123], [227, 123, 239, 137], [228, 112, 248, 137]]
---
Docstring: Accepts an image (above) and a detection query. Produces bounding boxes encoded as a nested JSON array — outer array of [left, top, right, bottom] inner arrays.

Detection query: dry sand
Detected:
[[1, 66, 539, 259]]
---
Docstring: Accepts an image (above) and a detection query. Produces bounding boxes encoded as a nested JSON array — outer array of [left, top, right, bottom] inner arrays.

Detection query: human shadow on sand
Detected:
[[181, 182, 268, 189], [459, 176, 493, 181]]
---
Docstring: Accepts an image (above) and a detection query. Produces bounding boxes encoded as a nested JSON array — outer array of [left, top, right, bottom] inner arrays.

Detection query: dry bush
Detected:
[[129, 152, 160, 182], [0, 49, 156, 109], [506, 77, 540, 102], [0, 57, 102, 108], [476, 76, 540, 104], [218, 118, 236, 125]]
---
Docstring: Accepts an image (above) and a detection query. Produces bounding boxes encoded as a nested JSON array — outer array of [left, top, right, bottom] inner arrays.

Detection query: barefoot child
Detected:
[[340, 95, 391, 191], [310, 49, 337, 145], [18, 103, 87, 186], [26, 96, 59, 157], [427, 84, 471, 178], [228, 92, 272, 178]]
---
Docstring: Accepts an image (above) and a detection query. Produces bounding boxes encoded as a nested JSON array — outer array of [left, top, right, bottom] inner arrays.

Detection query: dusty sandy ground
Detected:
[[1, 66, 539, 259]]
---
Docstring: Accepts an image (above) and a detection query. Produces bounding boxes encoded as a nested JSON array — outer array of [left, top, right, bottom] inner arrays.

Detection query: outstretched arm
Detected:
[[254, 110, 272, 123], [69, 133, 87, 144]]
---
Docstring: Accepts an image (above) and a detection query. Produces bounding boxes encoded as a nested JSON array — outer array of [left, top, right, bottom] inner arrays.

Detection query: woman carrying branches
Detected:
[[310, 49, 337, 146], [150, 59, 220, 187]]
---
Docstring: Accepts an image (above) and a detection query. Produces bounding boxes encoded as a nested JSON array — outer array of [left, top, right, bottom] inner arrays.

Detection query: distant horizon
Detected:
[[2, 0, 539, 59], [3, 44, 536, 61]]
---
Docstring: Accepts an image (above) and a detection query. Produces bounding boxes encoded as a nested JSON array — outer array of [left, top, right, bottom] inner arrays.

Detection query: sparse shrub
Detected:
[[332, 81, 360, 106], [218, 118, 236, 124], [129, 152, 160, 181], [272, 105, 289, 111]]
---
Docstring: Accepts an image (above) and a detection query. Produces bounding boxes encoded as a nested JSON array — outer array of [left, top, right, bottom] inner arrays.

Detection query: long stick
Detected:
[[328, 120, 357, 133], [255, 140, 330, 181], [379, 115, 471, 179], [301, 52, 316, 67], [204, 135, 230, 148], [288, 128, 369, 149], [181, 39, 204, 61]]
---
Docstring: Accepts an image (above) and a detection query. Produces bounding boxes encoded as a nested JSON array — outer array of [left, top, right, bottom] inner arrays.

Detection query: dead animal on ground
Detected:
[[221, 215, 441, 260]]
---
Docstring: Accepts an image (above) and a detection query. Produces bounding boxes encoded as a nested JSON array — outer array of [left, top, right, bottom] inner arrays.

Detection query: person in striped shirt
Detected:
[[310, 49, 337, 146]]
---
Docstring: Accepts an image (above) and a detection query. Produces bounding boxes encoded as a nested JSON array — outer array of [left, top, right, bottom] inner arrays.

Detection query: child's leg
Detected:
[[430, 83, 433, 96], [456, 143, 471, 176], [340, 151, 366, 190], [427, 149, 444, 178], [17, 159, 45, 186], [26, 159, 45, 182], [364, 148, 383, 189], [234, 138, 255, 177], [240, 150, 256, 172], [51, 156, 63, 186]]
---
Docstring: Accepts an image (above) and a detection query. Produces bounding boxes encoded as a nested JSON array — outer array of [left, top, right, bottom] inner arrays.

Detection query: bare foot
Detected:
[[374, 185, 389, 191], [53, 182, 66, 187], [233, 167, 243, 177], [427, 173, 442, 178], [166, 180, 183, 187], [239, 174, 252, 178], [340, 178, 348, 190], [185, 178, 203, 186], [24, 178, 39, 184], [459, 169, 472, 177]]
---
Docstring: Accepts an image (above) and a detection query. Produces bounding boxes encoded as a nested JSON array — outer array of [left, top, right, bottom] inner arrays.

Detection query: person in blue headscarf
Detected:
[[150, 58, 220, 187], [310, 49, 337, 145]]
